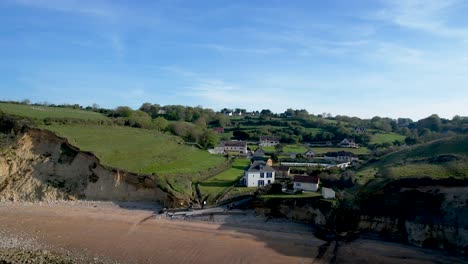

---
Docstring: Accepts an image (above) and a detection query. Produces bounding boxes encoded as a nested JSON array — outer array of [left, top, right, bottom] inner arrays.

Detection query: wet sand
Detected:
[[0, 202, 465, 264]]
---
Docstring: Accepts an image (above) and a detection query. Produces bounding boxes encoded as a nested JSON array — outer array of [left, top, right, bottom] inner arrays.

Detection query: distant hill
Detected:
[[357, 135, 468, 181], [0, 102, 109, 121]]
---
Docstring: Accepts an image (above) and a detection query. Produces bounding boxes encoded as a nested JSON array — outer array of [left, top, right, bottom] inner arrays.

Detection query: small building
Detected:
[[216, 141, 247, 154], [321, 187, 335, 199], [304, 149, 315, 159], [253, 147, 265, 157], [293, 175, 320, 192], [272, 166, 290, 178], [338, 138, 359, 148], [241, 161, 276, 187], [225, 111, 233, 116], [323, 151, 358, 162], [259, 136, 280, 146], [157, 109, 166, 115], [354, 127, 367, 134]]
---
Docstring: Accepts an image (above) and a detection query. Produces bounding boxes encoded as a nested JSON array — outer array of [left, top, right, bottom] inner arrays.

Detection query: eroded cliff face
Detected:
[[254, 179, 468, 254], [0, 129, 180, 206], [357, 182, 468, 253]]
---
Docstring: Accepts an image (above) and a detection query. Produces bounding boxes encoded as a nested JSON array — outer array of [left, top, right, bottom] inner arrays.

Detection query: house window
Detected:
[[260, 172, 264, 178], [258, 180, 264, 186], [267, 180, 271, 184], [266, 172, 272, 178], [295, 183, 301, 187]]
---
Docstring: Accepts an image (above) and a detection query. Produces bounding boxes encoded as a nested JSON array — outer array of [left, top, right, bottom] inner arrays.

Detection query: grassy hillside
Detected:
[[199, 158, 250, 203], [41, 124, 227, 194], [369, 132, 406, 145], [357, 135, 468, 183], [0, 103, 109, 121]]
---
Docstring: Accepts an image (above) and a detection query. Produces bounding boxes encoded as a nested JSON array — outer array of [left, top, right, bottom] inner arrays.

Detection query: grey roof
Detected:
[[259, 136, 280, 141], [223, 141, 247, 147], [246, 161, 275, 173], [253, 147, 265, 157]]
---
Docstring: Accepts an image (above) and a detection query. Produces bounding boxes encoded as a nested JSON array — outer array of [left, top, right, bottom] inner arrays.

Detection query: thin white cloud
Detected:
[[198, 44, 284, 55], [376, 0, 468, 40], [9, 0, 118, 20]]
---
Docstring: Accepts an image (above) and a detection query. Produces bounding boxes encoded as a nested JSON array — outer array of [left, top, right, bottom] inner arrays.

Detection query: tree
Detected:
[[21, 99, 31, 105], [199, 129, 219, 149], [114, 106, 133, 117], [153, 117, 168, 131], [128, 110, 152, 128], [260, 109, 273, 117], [275, 144, 284, 153]]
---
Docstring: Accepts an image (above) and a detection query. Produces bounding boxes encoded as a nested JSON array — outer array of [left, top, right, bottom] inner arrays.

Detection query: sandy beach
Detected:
[[0, 201, 464, 264]]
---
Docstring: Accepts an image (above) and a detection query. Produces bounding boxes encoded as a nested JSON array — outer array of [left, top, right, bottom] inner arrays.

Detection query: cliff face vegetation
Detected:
[[0, 128, 182, 207]]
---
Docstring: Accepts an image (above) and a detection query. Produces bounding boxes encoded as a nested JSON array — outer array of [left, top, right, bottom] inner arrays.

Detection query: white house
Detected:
[[259, 136, 280, 146], [321, 187, 335, 199], [241, 161, 275, 187], [354, 127, 367, 134], [293, 175, 320, 192], [323, 151, 358, 162], [304, 149, 315, 159], [338, 138, 359, 148], [214, 141, 247, 154]]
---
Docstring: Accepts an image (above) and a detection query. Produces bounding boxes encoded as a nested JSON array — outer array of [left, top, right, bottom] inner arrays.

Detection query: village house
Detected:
[[323, 151, 358, 162], [272, 165, 290, 179], [251, 156, 273, 166], [321, 187, 335, 199], [354, 127, 367, 134], [293, 175, 320, 192], [241, 161, 276, 187], [259, 136, 280, 146], [252, 147, 265, 157], [338, 138, 359, 148], [225, 111, 233, 116], [214, 141, 247, 154], [304, 149, 315, 159]]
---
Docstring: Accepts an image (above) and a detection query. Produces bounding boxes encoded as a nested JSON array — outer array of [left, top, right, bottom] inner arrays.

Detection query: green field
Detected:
[[0, 103, 109, 121], [41, 124, 227, 193], [310, 147, 370, 155], [369, 132, 406, 145], [199, 158, 250, 202], [357, 135, 468, 182]]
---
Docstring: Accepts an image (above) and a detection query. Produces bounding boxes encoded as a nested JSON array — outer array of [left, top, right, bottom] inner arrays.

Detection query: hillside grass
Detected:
[[199, 158, 250, 202], [41, 124, 227, 194], [310, 147, 370, 155], [0, 103, 109, 121], [369, 132, 406, 145], [357, 135, 468, 182]]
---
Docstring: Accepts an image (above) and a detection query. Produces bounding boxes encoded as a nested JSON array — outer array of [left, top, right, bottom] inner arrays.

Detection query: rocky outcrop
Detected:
[[253, 178, 468, 254], [0, 128, 181, 207], [357, 180, 468, 254]]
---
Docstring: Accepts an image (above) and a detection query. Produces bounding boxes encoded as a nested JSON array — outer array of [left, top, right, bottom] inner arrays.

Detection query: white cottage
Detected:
[[241, 161, 276, 187], [259, 136, 280, 146], [293, 175, 320, 192]]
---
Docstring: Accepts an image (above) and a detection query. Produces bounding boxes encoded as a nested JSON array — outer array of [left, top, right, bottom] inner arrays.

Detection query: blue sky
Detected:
[[1, 0, 467, 119]]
